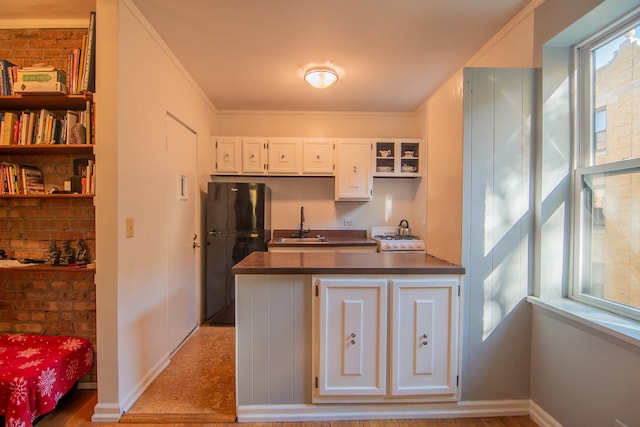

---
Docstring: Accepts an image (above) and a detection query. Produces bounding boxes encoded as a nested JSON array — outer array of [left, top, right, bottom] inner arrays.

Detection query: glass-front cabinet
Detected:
[[374, 139, 422, 177]]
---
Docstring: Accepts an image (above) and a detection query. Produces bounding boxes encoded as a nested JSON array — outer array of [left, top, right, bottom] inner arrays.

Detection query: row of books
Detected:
[[67, 11, 96, 94], [81, 159, 96, 195], [0, 163, 44, 195], [0, 160, 96, 195], [0, 11, 95, 96], [0, 109, 90, 146]]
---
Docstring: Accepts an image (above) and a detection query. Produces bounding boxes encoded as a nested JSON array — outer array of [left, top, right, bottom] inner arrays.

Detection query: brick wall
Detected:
[[0, 28, 86, 69], [0, 268, 97, 382], [0, 28, 97, 383]]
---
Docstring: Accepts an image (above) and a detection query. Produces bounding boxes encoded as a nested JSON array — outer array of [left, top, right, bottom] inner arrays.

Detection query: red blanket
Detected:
[[0, 334, 93, 427]]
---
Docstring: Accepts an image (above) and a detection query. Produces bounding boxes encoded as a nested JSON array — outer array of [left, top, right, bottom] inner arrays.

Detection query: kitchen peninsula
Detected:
[[232, 252, 465, 422]]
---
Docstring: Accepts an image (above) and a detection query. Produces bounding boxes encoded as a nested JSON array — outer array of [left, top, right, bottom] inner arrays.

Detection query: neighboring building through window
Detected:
[[574, 11, 640, 320]]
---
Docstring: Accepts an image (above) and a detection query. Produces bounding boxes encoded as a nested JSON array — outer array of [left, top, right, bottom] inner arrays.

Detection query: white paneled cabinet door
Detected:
[[242, 138, 267, 174], [302, 139, 334, 174], [335, 139, 372, 201], [390, 278, 459, 397], [315, 277, 388, 398], [215, 137, 241, 174], [268, 138, 302, 174]]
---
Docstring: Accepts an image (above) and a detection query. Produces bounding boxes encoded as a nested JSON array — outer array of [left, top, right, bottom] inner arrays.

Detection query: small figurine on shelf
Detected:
[[76, 238, 90, 264], [59, 240, 75, 266], [46, 239, 60, 265]]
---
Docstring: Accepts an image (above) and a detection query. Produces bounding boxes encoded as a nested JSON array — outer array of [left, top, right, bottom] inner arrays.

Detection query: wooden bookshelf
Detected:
[[0, 93, 92, 111], [0, 144, 94, 155]]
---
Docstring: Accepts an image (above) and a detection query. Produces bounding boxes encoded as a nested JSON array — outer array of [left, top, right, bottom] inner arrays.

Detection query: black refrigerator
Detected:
[[205, 182, 271, 324]]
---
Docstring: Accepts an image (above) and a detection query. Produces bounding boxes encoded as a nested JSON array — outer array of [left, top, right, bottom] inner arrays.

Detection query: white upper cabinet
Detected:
[[373, 139, 422, 177], [268, 138, 302, 174], [214, 137, 241, 174], [335, 139, 373, 201], [242, 138, 268, 174], [302, 138, 334, 175]]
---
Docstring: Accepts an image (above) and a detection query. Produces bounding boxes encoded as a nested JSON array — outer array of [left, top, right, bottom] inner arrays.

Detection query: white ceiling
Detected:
[[3, 0, 531, 112]]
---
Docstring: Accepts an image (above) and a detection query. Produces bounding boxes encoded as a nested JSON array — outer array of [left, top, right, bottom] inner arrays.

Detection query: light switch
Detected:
[[126, 218, 134, 238]]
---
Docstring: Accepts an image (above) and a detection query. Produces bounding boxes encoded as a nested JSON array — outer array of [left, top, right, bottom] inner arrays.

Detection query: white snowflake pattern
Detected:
[[0, 346, 7, 354], [66, 358, 79, 380], [54, 390, 64, 403], [84, 348, 93, 366], [19, 358, 44, 369], [37, 367, 57, 397], [60, 338, 83, 351], [9, 377, 28, 404], [17, 347, 41, 358], [7, 334, 27, 342], [30, 408, 40, 422], [8, 417, 26, 427]]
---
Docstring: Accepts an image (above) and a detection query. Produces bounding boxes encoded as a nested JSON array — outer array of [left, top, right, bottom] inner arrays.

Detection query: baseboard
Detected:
[[530, 400, 563, 427], [119, 352, 171, 413], [91, 403, 122, 423], [237, 399, 530, 423]]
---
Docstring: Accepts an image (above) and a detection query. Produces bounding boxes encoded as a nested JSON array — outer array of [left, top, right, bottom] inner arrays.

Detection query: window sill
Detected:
[[527, 296, 640, 350]]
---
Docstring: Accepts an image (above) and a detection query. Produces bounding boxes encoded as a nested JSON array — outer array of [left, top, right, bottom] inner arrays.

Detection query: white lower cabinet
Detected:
[[315, 277, 388, 397], [313, 275, 460, 403], [390, 278, 459, 397]]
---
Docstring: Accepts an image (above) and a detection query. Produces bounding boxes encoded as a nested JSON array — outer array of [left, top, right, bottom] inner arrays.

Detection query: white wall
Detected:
[[425, 2, 540, 267], [94, 0, 218, 418], [424, 0, 538, 403], [211, 176, 423, 234], [532, 1, 640, 426]]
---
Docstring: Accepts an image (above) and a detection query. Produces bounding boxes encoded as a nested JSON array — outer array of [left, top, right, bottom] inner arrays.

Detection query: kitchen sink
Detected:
[[274, 236, 328, 243]]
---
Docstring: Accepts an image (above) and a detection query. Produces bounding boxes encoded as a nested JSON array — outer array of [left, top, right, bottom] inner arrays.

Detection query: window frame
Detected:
[[572, 10, 640, 321]]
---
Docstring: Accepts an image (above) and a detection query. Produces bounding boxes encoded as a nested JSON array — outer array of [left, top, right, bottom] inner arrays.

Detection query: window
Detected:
[[574, 11, 640, 321]]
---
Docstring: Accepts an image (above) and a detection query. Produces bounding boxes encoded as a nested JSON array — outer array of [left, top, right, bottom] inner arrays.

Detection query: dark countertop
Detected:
[[268, 229, 377, 248], [232, 251, 465, 275]]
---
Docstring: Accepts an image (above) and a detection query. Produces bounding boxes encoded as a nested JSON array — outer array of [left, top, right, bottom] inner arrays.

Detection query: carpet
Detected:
[[119, 325, 236, 424]]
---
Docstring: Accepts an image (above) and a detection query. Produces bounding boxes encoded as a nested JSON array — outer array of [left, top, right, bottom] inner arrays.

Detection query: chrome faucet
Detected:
[[299, 206, 310, 237]]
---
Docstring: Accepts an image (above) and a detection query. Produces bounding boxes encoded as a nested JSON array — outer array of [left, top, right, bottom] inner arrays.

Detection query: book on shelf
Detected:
[[21, 166, 45, 194], [82, 11, 96, 93], [0, 59, 17, 96], [0, 112, 19, 145]]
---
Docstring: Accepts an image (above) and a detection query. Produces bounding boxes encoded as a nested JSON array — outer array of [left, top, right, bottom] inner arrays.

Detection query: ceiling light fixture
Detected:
[[304, 67, 338, 89]]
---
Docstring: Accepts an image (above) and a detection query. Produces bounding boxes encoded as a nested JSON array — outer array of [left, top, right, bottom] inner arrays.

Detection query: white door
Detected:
[[390, 278, 459, 397], [314, 277, 387, 399], [166, 114, 198, 353]]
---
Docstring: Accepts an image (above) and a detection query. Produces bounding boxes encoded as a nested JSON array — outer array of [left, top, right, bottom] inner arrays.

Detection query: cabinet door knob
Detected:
[[353, 166, 357, 173], [422, 340, 428, 346]]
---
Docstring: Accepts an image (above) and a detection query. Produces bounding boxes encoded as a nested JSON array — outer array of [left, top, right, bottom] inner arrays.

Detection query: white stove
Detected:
[[371, 226, 425, 253]]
